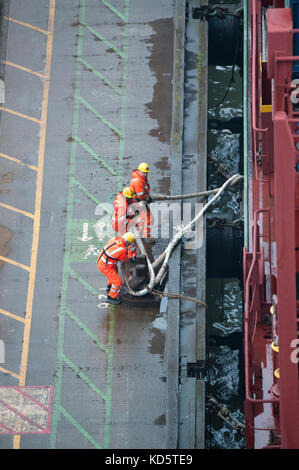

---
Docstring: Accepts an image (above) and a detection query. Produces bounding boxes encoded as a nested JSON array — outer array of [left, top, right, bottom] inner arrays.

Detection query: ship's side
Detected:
[[244, 0, 299, 449]]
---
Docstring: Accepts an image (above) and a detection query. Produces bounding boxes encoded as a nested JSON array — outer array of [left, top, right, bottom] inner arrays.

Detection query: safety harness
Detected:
[[98, 241, 119, 267]]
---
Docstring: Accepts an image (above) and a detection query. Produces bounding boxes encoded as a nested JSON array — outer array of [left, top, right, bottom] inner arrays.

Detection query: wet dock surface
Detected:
[[0, 0, 211, 450], [0, 0, 174, 449]]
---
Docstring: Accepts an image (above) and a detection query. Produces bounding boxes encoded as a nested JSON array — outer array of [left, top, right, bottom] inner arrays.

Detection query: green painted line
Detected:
[[81, 21, 125, 58], [72, 177, 101, 206], [69, 218, 112, 263], [73, 134, 118, 175], [52, 0, 130, 449], [65, 306, 109, 354], [62, 353, 107, 401], [78, 57, 124, 95], [98, 0, 131, 449], [243, 0, 248, 250], [51, 0, 88, 448], [104, 308, 115, 449], [59, 405, 103, 449], [68, 265, 99, 297], [102, 0, 128, 22], [116, 0, 130, 191], [78, 95, 123, 137]]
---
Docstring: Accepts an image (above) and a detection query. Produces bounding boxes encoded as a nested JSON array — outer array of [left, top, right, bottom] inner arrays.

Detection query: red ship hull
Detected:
[[244, 0, 299, 449]]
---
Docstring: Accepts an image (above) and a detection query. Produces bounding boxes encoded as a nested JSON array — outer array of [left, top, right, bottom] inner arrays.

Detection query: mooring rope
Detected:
[[151, 174, 242, 201], [152, 289, 207, 307], [121, 173, 243, 300]]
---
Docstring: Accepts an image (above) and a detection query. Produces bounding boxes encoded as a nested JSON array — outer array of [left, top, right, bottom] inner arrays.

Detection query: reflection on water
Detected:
[[209, 407, 245, 449], [213, 279, 243, 334], [206, 62, 245, 449], [206, 278, 245, 449], [209, 347, 240, 398]]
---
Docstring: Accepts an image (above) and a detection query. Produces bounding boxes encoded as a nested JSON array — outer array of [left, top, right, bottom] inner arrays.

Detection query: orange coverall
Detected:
[[129, 169, 153, 238], [97, 236, 137, 299], [111, 192, 136, 235], [130, 169, 150, 202]]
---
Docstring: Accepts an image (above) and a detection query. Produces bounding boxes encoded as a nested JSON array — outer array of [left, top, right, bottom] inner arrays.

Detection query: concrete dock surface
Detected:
[[0, 0, 207, 449]]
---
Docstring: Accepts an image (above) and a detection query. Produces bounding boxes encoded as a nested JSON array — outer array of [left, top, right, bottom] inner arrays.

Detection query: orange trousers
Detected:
[[97, 259, 122, 299], [111, 218, 127, 236], [111, 217, 135, 236], [136, 207, 154, 238], [111, 208, 154, 238]]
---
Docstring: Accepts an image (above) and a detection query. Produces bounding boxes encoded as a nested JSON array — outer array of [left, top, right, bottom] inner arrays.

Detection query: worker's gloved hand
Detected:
[[146, 195, 153, 204], [130, 257, 136, 263]]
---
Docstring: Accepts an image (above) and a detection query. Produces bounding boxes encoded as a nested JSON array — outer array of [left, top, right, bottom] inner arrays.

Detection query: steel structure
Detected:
[[244, 0, 299, 449]]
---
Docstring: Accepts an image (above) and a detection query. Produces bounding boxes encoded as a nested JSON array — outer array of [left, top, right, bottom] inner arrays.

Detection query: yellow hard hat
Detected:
[[270, 305, 274, 315], [123, 187, 135, 198], [274, 368, 280, 379], [123, 232, 135, 244], [138, 162, 149, 173]]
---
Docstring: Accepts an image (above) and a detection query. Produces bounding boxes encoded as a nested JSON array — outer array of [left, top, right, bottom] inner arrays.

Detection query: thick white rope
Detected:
[[120, 226, 156, 297], [122, 173, 243, 297], [154, 174, 243, 285]]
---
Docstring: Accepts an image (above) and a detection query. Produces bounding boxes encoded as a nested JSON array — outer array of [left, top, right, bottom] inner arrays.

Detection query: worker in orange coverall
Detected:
[[97, 232, 137, 305], [111, 187, 136, 235], [129, 162, 153, 238]]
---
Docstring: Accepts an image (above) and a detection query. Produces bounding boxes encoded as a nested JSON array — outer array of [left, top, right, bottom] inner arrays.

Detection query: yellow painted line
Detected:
[[0, 366, 20, 380], [13, 1, 56, 450], [4, 60, 46, 79], [19, 0, 55, 383], [4, 16, 49, 35], [0, 202, 35, 219], [0, 255, 31, 272], [0, 152, 38, 171], [0, 106, 41, 124], [0, 308, 25, 323]]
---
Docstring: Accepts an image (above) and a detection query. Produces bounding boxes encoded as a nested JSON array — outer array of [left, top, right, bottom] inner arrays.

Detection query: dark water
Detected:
[[205, 60, 245, 449]]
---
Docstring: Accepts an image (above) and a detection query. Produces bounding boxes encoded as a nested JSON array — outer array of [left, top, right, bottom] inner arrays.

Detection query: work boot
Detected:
[[106, 295, 121, 305], [106, 284, 112, 294]]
